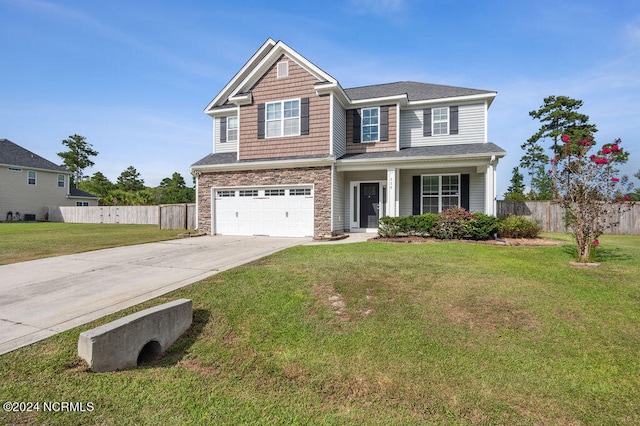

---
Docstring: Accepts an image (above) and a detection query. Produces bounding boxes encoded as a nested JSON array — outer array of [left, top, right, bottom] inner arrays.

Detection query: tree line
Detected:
[[57, 134, 195, 206]]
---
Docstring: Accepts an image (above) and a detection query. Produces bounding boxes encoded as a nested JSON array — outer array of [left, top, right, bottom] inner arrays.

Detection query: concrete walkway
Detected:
[[0, 235, 308, 355], [0, 233, 376, 355]]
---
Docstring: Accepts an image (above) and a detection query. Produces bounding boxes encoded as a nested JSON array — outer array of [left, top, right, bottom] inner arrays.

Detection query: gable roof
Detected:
[[205, 39, 496, 114], [0, 139, 69, 173], [344, 81, 495, 105]]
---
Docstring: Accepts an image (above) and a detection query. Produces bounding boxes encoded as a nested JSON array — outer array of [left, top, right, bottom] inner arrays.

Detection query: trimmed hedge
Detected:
[[378, 209, 539, 240]]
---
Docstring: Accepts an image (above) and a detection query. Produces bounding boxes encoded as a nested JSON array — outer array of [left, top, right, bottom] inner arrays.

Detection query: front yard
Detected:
[[1, 234, 639, 424]]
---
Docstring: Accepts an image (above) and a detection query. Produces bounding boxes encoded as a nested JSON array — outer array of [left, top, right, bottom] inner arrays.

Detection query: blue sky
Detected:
[[1, 0, 639, 196]]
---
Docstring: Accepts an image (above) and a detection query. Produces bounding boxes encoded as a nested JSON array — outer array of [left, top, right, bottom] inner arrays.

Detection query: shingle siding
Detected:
[[239, 55, 330, 160], [400, 102, 486, 148]]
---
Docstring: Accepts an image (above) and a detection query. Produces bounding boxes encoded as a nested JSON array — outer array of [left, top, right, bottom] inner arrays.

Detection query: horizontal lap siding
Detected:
[[398, 168, 485, 216], [239, 56, 330, 160], [333, 96, 347, 158], [214, 116, 237, 153], [400, 102, 486, 148]]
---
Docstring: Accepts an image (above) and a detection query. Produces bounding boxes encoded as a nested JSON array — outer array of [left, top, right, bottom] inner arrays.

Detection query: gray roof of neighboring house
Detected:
[[69, 187, 100, 198], [338, 143, 506, 161], [343, 81, 494, 102], [0, 139, 69, 172], [191, 143, 506, 167]]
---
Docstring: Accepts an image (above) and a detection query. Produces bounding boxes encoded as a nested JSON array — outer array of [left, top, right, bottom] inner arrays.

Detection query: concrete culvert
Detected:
[[137, 340, 162, 365]]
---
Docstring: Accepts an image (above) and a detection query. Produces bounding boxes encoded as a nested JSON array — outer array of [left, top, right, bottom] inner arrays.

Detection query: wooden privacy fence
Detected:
[[497, 201, 640, 235], [46, 204, 196, 230]]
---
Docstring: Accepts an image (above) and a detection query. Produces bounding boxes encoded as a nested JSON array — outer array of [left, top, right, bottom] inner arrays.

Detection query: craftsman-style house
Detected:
[[191, 39, 506, 238]]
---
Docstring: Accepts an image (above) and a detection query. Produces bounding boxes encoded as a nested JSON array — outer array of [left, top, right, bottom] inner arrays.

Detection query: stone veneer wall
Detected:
[[197, 166, 332, 238]]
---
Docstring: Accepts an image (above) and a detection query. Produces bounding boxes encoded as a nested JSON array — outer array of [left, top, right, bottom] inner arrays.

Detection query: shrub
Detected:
[[470, 212, 499, 240], [404, 213, 438, 236], [378, 216, 401, 237], [498, 215, 541, 238], [432, 208, 475, 240]]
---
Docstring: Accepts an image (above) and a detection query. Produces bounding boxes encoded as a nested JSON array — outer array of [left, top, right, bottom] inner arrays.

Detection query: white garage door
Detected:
[[214, 186, 314, 237]]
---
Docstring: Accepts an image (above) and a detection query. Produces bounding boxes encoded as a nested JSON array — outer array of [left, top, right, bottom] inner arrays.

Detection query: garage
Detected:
[[213, 186, 314, 237]]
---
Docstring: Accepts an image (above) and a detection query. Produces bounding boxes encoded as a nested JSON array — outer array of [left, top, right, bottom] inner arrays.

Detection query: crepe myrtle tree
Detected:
[[553, 134, 633, 263]]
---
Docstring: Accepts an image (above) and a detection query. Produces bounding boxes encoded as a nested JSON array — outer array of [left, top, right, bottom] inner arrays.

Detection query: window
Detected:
[[290, 188, 311, 196], [76, 201, 89, 206], [421, 175, 460, 213], [361, 107, 379, 142], [239, 190, 258, 197], [216, 190, 235, 197], [227, 116, 238, 142], [277, 61, 289, 78], [266, 99, 300, 138], [27, 171, 36, 185], [265, 189, 285, 196], [57, 174, 65, 188], [433, 107, 449, 135], [8, 167, 21, 172]]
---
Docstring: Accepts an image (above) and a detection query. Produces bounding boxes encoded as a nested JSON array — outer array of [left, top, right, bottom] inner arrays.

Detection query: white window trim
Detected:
[[57, 174, 66, 188], [361, 106, 380, 143], [420, 174, 460, 214], [27, 170, 37, 186], [266, 98, 301, 138], [432, 106, 449, 136], [227, 116, 238, 142]]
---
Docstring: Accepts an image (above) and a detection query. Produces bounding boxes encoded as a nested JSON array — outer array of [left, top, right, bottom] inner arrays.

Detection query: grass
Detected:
[[0, 223, 182, 265], [1, 234, 639, 424]]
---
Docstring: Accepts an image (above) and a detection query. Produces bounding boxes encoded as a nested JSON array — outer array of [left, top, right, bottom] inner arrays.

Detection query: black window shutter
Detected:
[[461, 174, 470, 210], [300, 98, 309, 135], [352, 109, 361, 143], [220, 117, 227, 143], [412, 175, 421, 215], [380, 105, 389, 141], [450, 106, 459, 135], [423, 108, 432, 137], [257, 104, 265, 139]]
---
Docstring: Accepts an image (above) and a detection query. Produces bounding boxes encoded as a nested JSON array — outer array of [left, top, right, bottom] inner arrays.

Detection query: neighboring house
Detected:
[[191, 39, 506, 238], [0, 139, 99, 221]]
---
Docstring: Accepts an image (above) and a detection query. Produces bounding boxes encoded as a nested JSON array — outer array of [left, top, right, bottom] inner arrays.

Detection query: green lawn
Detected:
[[0, 223, 182, 265], [1, 235, 639, 425]]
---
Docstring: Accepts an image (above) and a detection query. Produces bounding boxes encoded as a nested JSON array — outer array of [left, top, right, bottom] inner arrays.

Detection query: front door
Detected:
[[359, 183, 380, 229]]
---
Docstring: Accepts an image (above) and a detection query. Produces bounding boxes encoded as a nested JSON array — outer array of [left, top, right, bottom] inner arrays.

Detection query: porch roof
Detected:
[[337, 143, 506, 162]]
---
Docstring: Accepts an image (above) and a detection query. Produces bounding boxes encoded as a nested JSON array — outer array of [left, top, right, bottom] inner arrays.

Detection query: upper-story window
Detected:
[[432, 107, 449, 135], [362, 107, 379, 142], [57, 174, 65, 188], [27, 171, 36, 185], [227, 116, 238, 142], [266, 99, 300, 138]]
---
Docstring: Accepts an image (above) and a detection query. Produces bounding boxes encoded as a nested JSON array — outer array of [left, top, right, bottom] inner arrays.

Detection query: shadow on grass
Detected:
[[139, 308, 211, 369], [560, 242, 633, 263]]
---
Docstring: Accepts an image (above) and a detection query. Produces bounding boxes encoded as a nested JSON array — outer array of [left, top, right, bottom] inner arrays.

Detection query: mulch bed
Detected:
[[370, 236, 564, 246]]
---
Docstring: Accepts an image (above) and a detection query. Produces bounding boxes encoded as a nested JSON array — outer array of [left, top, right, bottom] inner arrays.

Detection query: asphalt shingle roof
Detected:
[[343, 81, 494, 102], [0, 139, 68, 172], [191, 143, 506, 167]]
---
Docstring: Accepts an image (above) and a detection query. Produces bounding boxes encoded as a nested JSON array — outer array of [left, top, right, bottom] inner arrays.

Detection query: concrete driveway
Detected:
[[0, 235, 307, 355]]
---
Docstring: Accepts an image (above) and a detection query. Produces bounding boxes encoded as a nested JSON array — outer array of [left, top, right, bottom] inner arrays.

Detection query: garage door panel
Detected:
[[214, 187, 313, 237]]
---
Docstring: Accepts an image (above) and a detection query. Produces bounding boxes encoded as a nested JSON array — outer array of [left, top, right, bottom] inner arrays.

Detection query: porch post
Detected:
[[386, 168, 398, 217], [484, 159, 497, 216]]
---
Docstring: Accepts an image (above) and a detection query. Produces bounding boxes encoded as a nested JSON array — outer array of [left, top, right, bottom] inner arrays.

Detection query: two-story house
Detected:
[[1, 139, 99, 221], [191, 39, 506, 238]]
